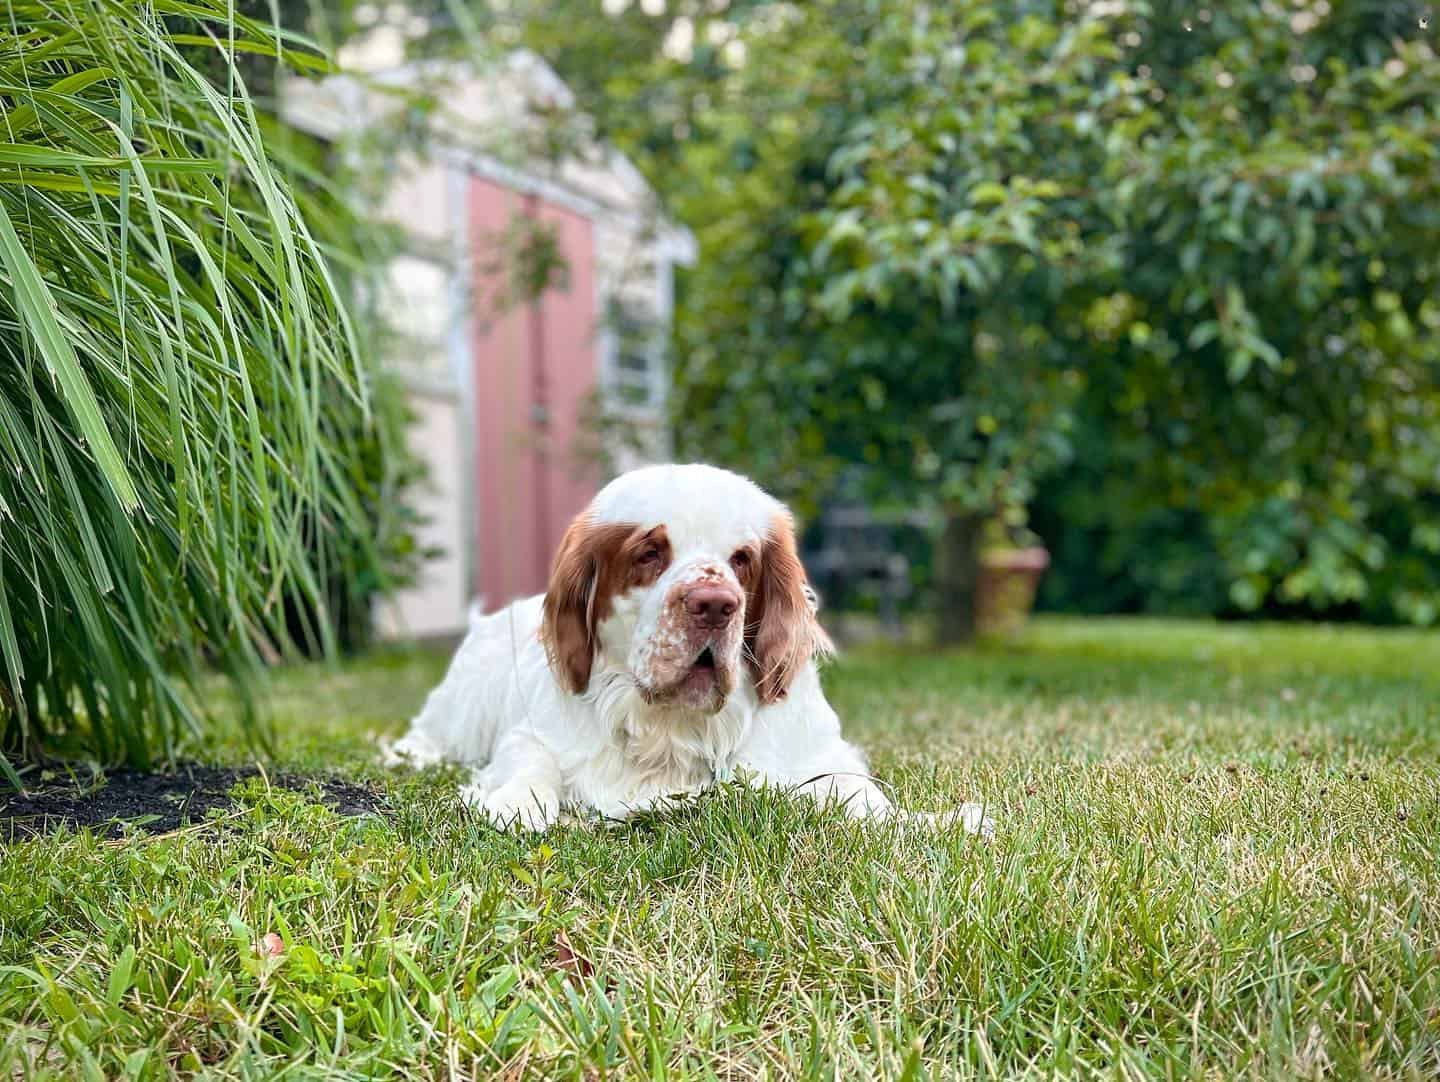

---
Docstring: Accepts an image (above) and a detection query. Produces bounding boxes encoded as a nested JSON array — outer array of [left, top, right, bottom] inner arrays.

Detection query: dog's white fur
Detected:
[[387, 464, 990, 834]]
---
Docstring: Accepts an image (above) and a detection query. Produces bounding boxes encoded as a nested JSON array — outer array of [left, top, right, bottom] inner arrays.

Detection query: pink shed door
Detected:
[[470, 175, 600, 607]]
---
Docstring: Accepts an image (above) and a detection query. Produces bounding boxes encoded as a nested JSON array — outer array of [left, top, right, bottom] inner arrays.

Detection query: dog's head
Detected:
[[540, 464, 831, 712]]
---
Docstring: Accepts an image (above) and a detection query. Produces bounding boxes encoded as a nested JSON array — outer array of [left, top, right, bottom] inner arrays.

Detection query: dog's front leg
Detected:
[[736, 668, 994, 836], [460, 732, 563, 832], [781, 736, 894, 819], [781, 741, 993, 835]]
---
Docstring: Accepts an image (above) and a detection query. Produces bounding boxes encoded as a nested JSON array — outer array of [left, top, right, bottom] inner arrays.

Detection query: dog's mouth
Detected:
[[637, 641, 733, 711], [681, 646, 718, 692], [672, 644, 725, 706]]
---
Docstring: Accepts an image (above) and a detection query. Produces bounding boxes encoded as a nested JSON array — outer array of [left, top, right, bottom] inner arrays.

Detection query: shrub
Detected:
[[0, 0, 404, 779]]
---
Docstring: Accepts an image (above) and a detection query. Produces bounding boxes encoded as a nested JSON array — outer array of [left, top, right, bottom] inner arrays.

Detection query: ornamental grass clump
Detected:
[[0, 0, 397, 779]]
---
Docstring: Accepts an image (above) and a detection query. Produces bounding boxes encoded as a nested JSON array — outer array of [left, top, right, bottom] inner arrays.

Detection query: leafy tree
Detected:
[[1035, 1, 1440, 625], [517, 0, 1440, 637], [667, 5, 1104, 639]]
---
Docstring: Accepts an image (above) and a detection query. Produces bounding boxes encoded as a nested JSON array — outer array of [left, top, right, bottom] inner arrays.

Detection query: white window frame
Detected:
[[376, 248, 459, 395], [602, 296, 667, 416]]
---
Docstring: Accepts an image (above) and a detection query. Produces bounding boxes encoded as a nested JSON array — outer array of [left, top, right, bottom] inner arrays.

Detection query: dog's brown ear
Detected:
[[541, 515, 633, 693], [745, 512, 833, 704]]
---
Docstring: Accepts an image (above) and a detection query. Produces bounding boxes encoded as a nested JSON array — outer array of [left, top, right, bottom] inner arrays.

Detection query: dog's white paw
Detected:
[[907, 802, 996, 839], [380, 730, 444, 768], [951, 801, 996, 839], [462, 782, 560, 833]]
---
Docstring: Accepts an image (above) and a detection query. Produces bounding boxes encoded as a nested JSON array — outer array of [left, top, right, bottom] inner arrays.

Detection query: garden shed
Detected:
[[283, 50, 695, 640]]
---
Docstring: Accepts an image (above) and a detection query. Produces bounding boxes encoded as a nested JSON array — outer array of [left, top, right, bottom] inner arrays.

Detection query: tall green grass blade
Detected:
[[0, 199, 139, 511], [0, 145, 222, 172]]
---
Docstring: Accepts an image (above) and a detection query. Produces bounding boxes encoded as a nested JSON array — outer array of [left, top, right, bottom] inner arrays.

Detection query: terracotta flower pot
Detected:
[[976, 547, 1051, 637]]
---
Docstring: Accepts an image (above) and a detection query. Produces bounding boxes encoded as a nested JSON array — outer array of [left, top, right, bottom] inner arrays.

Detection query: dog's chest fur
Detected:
[[574, 678, 752, 813]]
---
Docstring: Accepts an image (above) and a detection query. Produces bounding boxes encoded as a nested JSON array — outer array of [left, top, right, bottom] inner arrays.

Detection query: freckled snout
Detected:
[[683, 583, 742, 630]]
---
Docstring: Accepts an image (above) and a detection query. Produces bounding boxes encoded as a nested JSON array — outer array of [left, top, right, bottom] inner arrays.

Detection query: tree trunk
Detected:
[[934, 510, 985, 645]]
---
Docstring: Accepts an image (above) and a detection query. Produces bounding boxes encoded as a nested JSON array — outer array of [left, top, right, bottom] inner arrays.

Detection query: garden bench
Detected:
[[804, 504, 918, 639]]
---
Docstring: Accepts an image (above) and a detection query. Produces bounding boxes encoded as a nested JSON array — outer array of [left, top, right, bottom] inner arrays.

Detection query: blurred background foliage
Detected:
[[469, 0, 1440, 634], [329, 0, 1440, 633]]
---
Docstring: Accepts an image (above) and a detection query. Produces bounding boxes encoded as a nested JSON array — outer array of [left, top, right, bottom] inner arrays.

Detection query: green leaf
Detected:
[[105, 944, 136, 1007], [969, 182, 1009, 206]]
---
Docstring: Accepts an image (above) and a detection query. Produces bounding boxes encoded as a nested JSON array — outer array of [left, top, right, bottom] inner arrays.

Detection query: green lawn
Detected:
[[2, 618, 1438, 1078]]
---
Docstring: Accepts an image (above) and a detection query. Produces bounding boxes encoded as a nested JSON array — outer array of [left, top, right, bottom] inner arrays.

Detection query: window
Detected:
[[383, 254, 451, 348], [378, 254, 454, 387], [607, 300, 664, 412]]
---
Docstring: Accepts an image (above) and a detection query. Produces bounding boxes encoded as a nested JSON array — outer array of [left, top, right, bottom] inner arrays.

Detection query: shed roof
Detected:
[[281, 48, 695, 263]]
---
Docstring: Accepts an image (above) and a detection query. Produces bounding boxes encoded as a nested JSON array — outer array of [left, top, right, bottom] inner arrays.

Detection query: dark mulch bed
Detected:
[[1, 764, 385, 842]]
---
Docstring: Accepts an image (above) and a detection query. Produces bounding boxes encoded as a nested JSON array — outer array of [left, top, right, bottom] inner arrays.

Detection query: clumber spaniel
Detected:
[[387, 464, 990, 834]]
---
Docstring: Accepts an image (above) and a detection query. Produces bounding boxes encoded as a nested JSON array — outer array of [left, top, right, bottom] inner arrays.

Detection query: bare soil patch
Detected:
[[1, 764, 384, 842]]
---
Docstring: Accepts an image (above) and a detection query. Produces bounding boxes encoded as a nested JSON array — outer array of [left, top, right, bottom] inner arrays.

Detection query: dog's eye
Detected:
[[636, 547, 661, 566], [729, 550, 752, 573]]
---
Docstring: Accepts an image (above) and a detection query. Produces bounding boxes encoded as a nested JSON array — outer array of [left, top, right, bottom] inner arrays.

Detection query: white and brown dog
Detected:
[[387, 463, 990, 834]]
